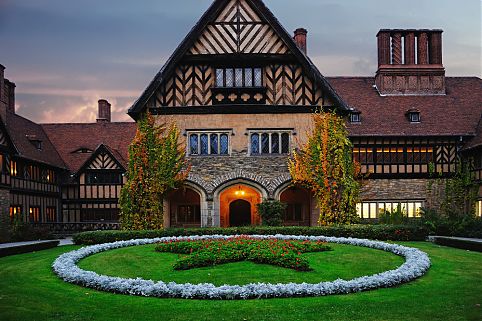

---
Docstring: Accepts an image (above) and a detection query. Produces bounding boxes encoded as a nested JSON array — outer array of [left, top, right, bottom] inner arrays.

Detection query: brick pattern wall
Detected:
[[361, 178, 445, 210]]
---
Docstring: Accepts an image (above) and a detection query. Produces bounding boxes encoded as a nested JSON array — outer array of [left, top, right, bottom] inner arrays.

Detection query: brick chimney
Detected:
[[375, 29, 445, 96], [293, 28, 308, 54], [5, 80, 15, 114], [96, 99, 111, 123], [0, 64, 5, 122]]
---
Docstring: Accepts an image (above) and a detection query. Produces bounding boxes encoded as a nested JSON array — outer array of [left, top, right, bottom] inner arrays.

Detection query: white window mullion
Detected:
[[268, 133, 272, 154]]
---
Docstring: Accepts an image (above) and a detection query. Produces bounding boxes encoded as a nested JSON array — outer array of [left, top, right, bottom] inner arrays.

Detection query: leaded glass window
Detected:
[[214, 67, 262, 88], [220, 134, 229, 155], [200, 134, 209, 155], [210, 134, 218, 155], [225, 69, 234, 87], [250, 131, 292, 155], [251, 134, 260, 155], [271, 133, 279, 154], [235, 68, 243, 87], [261, 133, 270, 154], [216, 69, 224, 87], [281, 133, 290, 153], [190, 134, 199, 155], [254, 68, 262, 87], [244, 68, 253, 87], [188, 132, 231, 156]]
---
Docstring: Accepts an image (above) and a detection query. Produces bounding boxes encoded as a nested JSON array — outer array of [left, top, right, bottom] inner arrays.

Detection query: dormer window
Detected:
[[215, 67, 263, 88], [26, 135, 42, 150], [407, 109, 421, 123], [350, 111, 361, 123], [72, 148, 94, 154]]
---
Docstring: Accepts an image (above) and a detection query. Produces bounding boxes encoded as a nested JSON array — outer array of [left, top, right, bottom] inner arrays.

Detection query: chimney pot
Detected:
[[293, 28, 308, 54], [97, 99, 111, 123]]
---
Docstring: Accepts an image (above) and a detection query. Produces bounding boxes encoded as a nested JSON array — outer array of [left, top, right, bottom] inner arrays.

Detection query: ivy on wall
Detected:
[[119, 113, 190, 230], [289, 112, 360, 225]]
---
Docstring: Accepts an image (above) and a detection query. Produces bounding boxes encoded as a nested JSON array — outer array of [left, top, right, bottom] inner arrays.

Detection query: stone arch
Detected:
[[213, 178, 268, 227], [211, 169, 271, 196]]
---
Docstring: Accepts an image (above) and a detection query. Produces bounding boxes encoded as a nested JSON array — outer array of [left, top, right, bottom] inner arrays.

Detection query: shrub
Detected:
[[73, 224, 429, 245], [378, 205, 410, 225], [155, 237, 331, 271], [419, 208, 482, 238], [257, 200, 286, 226]]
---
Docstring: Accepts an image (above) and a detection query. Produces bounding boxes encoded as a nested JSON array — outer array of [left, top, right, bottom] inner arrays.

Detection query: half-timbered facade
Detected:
[[129, 0, 482, 228], [0, 0, 481, 233]]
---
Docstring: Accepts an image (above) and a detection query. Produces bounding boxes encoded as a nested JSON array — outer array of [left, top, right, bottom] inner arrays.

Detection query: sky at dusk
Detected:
[[0, 0, 480, 123]]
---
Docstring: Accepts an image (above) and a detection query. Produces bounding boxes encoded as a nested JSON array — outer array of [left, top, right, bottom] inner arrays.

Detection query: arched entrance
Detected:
[[229, 199, 251, 226], [218, 184, 262, 227], [167, 187, 201, 228], [279, 186, 311, 226]]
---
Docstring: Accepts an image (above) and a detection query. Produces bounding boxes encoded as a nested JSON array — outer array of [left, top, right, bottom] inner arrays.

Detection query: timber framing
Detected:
[[128, 0, 349, 118]]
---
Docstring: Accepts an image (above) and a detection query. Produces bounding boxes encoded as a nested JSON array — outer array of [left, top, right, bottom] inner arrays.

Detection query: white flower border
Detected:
[[53, 235, 430, 300]]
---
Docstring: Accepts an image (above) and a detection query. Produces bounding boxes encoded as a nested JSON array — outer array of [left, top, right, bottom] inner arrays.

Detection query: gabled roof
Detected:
[[4, 111, 66, 168], [75, 144, 126, 177], [41, 122, 137, 174], [328, 77, 482, 137], [128, 0, 348, 118]]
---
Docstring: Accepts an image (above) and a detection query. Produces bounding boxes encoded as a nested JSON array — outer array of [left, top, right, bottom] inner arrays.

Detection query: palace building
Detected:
[[1, 0, 481, 233]]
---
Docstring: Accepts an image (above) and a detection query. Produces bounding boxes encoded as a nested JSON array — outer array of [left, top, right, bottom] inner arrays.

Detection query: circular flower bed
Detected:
[[53, 235, 431, 300]]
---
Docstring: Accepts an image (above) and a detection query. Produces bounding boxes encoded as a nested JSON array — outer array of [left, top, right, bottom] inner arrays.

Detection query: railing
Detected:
[[30, 222, 121, 234]]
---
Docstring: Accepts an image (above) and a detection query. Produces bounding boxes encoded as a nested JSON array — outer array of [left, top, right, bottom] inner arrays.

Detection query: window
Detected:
[[29, 207, 41, 223], [9, 206, 21, 222], [408, 111, 421, 123], [85, 171, 122, 184], [45, 169, 55, 183], [10, 160, 18, 176], [46, 207, 56, 222], [81, 208, 120, 222], [376, 147, 405, 164], [284, 204, 303, 221], [250, 131, 291, 155], [73, 148, 93, 154], [353, 147, 374, 164], [356, 200, 423, 219], [215, 67, 263, 88], [188, 132, 230, 156], [476, 200, 482, 217], [407, 147, 434, 164], [350, 111, 361, 123]]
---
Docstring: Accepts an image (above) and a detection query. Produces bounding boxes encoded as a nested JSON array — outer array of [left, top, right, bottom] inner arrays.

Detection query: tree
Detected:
[[119, 113, 190, 230], [289, 112, 360, 225]]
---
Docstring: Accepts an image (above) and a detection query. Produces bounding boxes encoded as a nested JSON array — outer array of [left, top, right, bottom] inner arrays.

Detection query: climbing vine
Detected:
[[289, 112, 360, 225], [119, 113, 190, 230]]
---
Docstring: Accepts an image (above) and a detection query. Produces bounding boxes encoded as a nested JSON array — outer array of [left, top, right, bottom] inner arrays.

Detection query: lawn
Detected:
[[0, 242, 480, 321]]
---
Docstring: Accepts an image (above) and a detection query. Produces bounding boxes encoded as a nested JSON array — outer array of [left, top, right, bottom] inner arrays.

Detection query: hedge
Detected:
[[72, 225, 429, 245]]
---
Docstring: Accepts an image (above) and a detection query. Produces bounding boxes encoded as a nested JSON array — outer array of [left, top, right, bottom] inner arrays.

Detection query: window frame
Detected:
[[187, 130, 232, 156], [215, 67, 263, 88], [356, 200, 424, 219], [28, 206, 41, 223], [85, 170, 123, 185], [9, 205, 22, 222], [350, 112, 361, 123], [248, 130, 293, 156]]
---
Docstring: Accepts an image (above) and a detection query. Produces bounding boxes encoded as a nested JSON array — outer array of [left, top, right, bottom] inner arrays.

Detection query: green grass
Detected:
[[0, 242, 480, 321], [78, 243, 402, 285]]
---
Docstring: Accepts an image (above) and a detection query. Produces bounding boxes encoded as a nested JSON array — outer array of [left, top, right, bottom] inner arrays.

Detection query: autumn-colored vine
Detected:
[[119, 113, 190, 230], [289, 112, 360, 225]]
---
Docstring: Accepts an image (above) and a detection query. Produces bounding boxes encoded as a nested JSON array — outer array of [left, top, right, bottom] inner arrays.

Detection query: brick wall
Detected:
[[361, 178, 445, 210]]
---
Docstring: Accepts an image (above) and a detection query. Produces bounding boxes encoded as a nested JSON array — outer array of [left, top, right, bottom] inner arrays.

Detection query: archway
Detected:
[[167, 187, 201, 228], [229, 199, 251, 226], [279, 186, 311, 226], [218, 184, 262, 227]]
